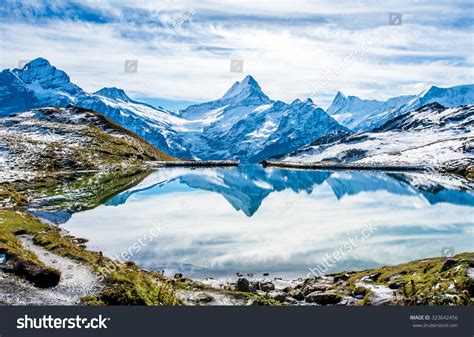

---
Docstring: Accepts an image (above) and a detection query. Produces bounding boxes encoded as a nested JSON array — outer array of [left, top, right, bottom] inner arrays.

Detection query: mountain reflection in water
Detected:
[[54, 165, 473, 279]]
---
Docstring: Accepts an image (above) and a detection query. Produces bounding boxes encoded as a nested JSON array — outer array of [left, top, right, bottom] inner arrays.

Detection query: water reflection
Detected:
[[58, 165, 473, 279]]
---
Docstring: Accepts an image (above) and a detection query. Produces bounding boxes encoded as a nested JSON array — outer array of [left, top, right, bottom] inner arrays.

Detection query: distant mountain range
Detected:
[[327, 84, 474, 130], [1, 57, 473, 164], [285, 102, 473, 173]]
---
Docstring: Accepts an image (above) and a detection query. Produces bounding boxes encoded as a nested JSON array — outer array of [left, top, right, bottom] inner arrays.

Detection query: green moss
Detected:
[[241, 293, 283, 306], [0, 209, 47, 234], [0, 183, 28, 209], [344, 253, 474, 305], [96, 266, 180, 306]]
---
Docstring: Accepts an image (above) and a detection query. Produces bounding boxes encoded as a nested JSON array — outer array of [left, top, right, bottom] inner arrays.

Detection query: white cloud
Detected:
[[0, 0, 472, 108]]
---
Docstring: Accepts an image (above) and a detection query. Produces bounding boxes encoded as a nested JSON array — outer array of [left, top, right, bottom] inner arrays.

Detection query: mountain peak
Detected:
[[21, 57, 52, 70], [221, 75, 271, 104], [334, 91, 346, 101], [11, 57, 81, 95], [94, 87, 131, 101]]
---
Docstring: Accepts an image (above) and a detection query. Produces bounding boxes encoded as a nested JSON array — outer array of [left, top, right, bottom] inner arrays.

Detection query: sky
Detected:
[[0, 0, 473, 109]]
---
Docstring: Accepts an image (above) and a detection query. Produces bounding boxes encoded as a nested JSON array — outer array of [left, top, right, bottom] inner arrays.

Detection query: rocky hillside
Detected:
[[0, 105, 175, 181]]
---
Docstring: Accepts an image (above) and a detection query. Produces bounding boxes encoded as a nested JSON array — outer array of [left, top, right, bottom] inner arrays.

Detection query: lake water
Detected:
[[56, 165, 474, 280]]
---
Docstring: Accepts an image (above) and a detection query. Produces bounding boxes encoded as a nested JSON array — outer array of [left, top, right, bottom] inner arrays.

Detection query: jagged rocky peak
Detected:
[[13, 57, 72, 88], [94, 87, 131, 101], [221, 75, 272, 104], [333, 91, 346, 101]]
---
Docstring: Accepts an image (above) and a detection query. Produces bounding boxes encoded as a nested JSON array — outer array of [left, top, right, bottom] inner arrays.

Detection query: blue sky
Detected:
[[0, 0, 473, 109]]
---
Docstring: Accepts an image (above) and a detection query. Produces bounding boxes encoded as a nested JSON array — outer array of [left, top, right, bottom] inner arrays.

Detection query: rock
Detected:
[[441, 258, 458, 271], [338, 296, 359, 305], [333, 273, 351, 283], [72, 237, 88, 245], [302, 283, 328, 296], [288, 289, 305, 301], [352, 286, 369, 299], [236, 272, 243, 277], [174, 273, 183, 279], [305, 291, 342, 305], [268, 291, 287, 302], [284, 297, 298, 305], [1, 256, 61, 288], [388, 272, 407, 281], [263, 273, 269, 276], [13, 229, 28, 235], [247, 273, 254, 277], [361, 272, 381, 282], [388, 281, 404, 290], [257, 281, 275, 292], [236, 278, 256, 293], [193, 293, 214, 304]]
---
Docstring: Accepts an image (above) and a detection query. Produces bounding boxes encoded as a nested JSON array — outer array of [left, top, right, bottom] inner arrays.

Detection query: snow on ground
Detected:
[[286, 129, 472, 167]]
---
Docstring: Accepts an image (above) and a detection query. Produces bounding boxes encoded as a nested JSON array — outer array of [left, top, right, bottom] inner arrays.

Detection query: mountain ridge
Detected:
[[1, 57, 473, 164]]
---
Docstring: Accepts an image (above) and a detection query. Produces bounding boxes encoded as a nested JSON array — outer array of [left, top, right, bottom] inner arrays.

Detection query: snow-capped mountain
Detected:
[[0, 58, 191, 158], [0, 58, 83, 116], [327, 84, 474, 131], [179, 76, 346, 162], [1, 58, 473, 164], [285, 102, 474, 171], [0, 59, 345, 162]]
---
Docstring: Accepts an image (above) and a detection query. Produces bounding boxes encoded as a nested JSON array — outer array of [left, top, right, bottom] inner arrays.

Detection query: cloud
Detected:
[[0, 0, 473, 108]]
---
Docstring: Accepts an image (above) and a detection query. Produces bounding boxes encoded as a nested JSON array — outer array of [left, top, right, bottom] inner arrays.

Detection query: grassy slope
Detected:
[[0, 106, 177, 177], [330, 253, 474, 305], [0, 183, 180, 305]]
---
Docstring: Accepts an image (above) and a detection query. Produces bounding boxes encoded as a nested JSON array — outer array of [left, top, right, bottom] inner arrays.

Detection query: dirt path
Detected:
[[0, 236, 101, 305]]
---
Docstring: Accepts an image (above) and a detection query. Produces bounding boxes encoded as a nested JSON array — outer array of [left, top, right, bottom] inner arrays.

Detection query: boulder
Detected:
[[441, 258, 458, 271], [257, 281, 275, 292], [236, 278, 256, 293], [193, 293, 214, 304], [1, 256, 60, 288], [302, 283, 328, 296], [361, 272, 381, 282], [305, 291, 342, 305], [334, 273, 351, 283], [268, 291, 287, 302], [288, 289, 305, 301]]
